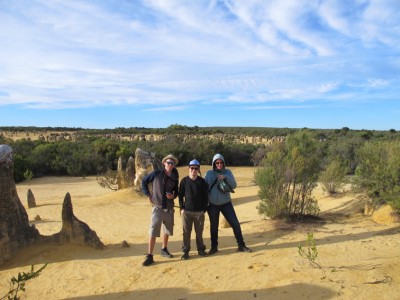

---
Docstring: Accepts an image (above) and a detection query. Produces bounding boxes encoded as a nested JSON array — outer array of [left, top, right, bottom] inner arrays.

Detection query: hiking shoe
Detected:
[[238, 245, 252, 253], [181, 252, 189, 260], [161, 248, 174, 258], [208, 247, 218, 255], [198, 250, 208, 257], [142, 254, 154, 266]]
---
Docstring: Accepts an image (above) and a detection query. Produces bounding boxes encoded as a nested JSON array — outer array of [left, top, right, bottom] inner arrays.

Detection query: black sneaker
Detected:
[[181, 252, 189, 260], [208, 247, 218, 255], [142, 254, 154, 266], [161, 248, 174, 258], [238, 245, 252, 253], [198, 249, 208, 257]]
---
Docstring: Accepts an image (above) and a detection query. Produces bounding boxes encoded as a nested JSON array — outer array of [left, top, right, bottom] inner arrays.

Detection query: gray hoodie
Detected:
[[204, 154, 237, 206]]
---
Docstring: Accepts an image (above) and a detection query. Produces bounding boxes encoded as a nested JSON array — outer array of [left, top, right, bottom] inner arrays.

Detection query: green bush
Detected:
[[1, 264, 47, 300], [319, 159, 347, 194], [353, 141, 400, 212], [298, 232, 320, 268], [255, 130, 321, 219]]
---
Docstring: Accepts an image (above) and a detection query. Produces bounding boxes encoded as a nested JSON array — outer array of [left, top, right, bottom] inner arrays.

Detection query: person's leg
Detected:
[[207, 204, 220, 251], [220, 202, 245, 247], [193, 212, 206, 251], [148, 209, 162, 254], [181, 211, 193, 253], [161, 232, 169, 249], [143, 208, 162, 266], [160, 210, 174, 258], [149, 207, 163, 243], [148, 236, 156, 254]]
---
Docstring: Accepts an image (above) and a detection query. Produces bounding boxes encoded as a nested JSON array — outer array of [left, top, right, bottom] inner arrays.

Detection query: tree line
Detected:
[[0, 125, 399, 182], [4, 135, 258, 182], [1, 125, 399, 217]]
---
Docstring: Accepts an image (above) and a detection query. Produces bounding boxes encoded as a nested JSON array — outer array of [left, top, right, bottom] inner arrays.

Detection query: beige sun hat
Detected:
[[162, 154, 178, 165]]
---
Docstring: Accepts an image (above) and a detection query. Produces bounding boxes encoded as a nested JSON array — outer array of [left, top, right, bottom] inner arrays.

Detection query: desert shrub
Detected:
[[319, 159, 347, 194], [255, 130, 321, 219], [255, 146, 288, 218], [1, 264, 47, 300], [326, 136, 364, 174], [298, 232, 320, 268], [353, 140, 400, 212], [97, 169, 120, 190], [23, 169, 33, 183], [251, 145, 267, 166]]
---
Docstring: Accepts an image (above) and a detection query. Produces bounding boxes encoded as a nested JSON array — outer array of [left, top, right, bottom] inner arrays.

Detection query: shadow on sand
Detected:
[[63, 284, 337, 300], [2, 221, 399, 270]]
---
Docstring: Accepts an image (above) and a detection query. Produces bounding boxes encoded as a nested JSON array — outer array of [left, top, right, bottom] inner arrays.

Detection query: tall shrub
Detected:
[[353, 141, 400, 211], [255, 131, 321, 219], [319, 159, 347, 194]]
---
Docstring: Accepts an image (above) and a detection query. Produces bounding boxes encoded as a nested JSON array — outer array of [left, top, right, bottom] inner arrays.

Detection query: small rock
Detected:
[[27, 188, 37, 208]]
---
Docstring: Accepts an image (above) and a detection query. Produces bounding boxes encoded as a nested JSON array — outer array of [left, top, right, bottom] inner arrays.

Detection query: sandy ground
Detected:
[[1, 166, 400, 300]]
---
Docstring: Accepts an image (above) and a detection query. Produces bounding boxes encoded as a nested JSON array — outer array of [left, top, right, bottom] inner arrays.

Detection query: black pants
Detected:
[[208, 202, 245, 249]]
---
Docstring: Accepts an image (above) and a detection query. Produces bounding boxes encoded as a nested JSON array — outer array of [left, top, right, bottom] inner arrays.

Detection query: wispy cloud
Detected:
[[0, 0, 399, 129], [144, 105, 187, 112]]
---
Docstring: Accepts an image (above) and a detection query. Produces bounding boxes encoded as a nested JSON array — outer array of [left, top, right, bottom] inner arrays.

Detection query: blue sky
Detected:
[[1, 0, 399, 130]]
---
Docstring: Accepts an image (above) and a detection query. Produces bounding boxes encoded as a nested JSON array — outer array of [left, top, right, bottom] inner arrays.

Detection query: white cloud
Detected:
[[318, 82, 341, 93], [367, 78, 389, 87], [144, 105, 187, 112], [0, 0, 399, 112]]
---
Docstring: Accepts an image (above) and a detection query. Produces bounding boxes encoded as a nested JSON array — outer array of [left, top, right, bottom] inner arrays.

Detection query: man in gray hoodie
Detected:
[[205, 153, 252, 255]]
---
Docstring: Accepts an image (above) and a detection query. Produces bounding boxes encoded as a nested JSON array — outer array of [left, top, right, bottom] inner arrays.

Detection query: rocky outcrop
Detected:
[[133, 148, 162, 192], [1, 129, 286, 146], [0, 144, 41, 265], [52, 193, 104, 249], [117, 157, 122, 171], [0, 144, 104, 265], [27, 188, 36, 208], [117, 157, 124, 189], [126, 156, 135, 187]]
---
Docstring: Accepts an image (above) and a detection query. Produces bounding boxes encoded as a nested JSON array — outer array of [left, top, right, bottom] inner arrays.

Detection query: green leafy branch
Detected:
[[298, 232, 321, 268], [1, 264, 47, 300]]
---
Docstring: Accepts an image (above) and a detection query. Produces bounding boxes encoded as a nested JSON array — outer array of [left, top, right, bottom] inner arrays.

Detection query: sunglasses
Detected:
[[215, 161, 224, 165], [190, 167, 199, 171], [166, 161, 175, 166]]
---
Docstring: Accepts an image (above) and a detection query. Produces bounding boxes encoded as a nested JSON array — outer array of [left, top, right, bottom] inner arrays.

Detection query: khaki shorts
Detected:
[[149, 207, 174, 237]]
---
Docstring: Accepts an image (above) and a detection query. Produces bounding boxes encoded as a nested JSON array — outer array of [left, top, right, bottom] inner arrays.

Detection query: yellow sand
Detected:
[[1, 167, 399, 300]]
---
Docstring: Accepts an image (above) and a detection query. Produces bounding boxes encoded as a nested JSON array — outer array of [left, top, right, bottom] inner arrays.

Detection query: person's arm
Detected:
[[223, 169, 237, 189], [171, 168, 179, 199], [142, 172, 156, 203], [178, 178, 185, 210], [202, 180, 209, 212], [204, 171, 215, 188]]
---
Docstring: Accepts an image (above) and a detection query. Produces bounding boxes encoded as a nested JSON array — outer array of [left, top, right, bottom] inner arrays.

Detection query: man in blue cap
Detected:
[[178, 159, 209, 260]]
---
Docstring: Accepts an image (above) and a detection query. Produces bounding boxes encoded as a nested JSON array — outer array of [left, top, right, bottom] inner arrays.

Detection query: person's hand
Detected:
[[217, 174, 225, 180], [166, 191, 175, 200], [148, 195, 153, 204]]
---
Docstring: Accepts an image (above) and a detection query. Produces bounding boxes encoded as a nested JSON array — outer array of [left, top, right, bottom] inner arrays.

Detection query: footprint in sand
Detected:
[[162, 267, 178, 274], [248, 263, 268, 272]]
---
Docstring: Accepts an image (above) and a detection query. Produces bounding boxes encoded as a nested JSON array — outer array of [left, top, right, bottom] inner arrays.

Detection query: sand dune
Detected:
[[1, 167, 399, 300]]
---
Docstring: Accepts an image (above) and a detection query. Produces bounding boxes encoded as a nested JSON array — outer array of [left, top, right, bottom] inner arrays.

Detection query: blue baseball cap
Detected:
[[189, 159, 200, 166]]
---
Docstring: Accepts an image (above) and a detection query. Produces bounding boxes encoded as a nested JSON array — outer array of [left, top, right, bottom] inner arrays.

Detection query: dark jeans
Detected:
[[207, 202, 245, 249]]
